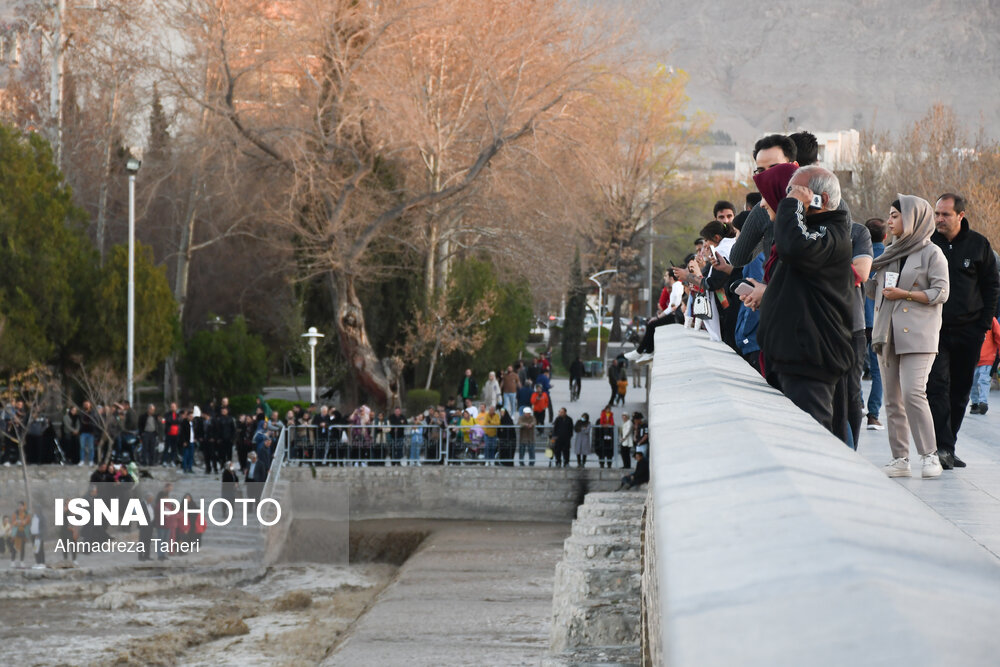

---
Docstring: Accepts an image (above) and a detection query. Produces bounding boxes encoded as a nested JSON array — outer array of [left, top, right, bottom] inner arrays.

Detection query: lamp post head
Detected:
[[302, 326, 325, 347], [125, 157, 141, 174]]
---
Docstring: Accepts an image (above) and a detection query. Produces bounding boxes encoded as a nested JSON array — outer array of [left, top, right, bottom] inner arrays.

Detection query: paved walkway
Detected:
[[857, 380, 1000, 562], [324, 521, 571, 666]]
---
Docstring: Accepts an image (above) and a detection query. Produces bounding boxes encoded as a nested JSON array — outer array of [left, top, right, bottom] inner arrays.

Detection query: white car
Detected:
[[529, 320, 551, 343]]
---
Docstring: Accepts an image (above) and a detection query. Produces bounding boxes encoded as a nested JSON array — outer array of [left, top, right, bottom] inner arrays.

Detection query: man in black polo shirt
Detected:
[[928, 193, 1000, 469]]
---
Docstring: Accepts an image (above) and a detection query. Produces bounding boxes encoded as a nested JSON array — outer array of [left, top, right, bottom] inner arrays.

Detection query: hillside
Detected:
[[629, 0, 1000, 143]]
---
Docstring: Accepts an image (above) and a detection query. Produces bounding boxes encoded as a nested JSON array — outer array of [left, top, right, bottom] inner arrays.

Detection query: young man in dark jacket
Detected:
[[927, 194, 1000, 469], [758, 166, 854, 440]]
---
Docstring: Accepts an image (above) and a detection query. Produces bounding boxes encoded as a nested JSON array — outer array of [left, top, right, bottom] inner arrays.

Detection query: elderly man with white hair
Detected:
[[757, 165, 855, 441]]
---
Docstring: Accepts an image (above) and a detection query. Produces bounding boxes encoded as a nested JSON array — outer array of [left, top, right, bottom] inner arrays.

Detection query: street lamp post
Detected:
[[125, 156, 141, 405], [588, 269, 618, 361], [301, 327, 325, 404]]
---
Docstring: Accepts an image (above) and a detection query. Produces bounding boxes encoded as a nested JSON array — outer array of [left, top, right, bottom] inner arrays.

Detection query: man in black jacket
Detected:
[[928, 194, 1000, 469], [758, 166, 854, 440], [619, 450, 650, 490], [550, 408, 574, 468], [214, 406, 237, 472]]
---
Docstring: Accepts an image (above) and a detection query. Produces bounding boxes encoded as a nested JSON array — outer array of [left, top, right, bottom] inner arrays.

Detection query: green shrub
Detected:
[[228, 394, 258, 416], [268, 398, 312, 417], [180, 316, 268, 401], [585, 327, 611, 342], [406, 389, 441, 411]]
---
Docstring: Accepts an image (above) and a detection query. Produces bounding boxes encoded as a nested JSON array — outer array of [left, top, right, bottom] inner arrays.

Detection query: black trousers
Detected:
[[554, 439, 571, 466], [619, 445, 631, 469], [833, 331, 867, 449], [927, 324, 986, 454], [636, 314, 677, 353], [777, 372, 844, 442]]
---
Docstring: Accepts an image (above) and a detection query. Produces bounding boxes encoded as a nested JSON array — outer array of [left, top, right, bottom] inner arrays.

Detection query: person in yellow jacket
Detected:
[[481, 405, 501, 465]]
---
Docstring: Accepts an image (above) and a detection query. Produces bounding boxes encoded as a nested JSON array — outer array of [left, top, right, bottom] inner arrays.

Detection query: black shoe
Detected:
[[937, 450, 955, 470], [979, 404, 988, 415], [970, 403, 981, 414], [953, 454, 967, 468]]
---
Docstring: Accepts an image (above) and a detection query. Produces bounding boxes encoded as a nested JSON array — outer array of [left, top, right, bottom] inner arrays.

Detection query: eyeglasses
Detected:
[[754, 163, 783, 175]]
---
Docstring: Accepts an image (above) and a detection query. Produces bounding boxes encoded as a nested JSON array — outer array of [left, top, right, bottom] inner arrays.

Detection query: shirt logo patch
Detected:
[[963, 258, 972, 268]]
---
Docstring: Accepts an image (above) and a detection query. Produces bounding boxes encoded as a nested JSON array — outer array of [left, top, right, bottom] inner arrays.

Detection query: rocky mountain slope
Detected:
[[629, 0, 1000, 142]]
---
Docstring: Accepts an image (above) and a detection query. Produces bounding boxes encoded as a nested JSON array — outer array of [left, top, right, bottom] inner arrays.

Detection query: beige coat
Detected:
[[865, 243, 949, 354]]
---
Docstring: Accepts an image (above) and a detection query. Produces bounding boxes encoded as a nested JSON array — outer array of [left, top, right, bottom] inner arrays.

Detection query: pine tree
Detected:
[[561, 247, 587, 368], [147, 84, 171, 165]]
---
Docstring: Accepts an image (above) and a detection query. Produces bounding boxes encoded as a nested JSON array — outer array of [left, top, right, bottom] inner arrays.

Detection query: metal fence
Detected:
[[282, 423, 622, 467]]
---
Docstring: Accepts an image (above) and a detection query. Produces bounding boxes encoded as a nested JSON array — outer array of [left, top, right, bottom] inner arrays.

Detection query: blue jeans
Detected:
[[503, 393, 517, 418], [79, 433, 95, 465], [518, 436, 535, 465], [971, 364, 992, 405], [409, 439, 422, 461], [484, 435, 497, 461], [866, 342, 883, 419], [181, 443, 194, 471]]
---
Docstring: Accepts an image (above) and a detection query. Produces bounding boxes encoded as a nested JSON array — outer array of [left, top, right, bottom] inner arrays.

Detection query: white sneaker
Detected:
[[635, 353, 655, 367], [883, 457, 911, 478], [624, 350, 644, 362], [77, 461, 83, 467], [921, 453, 943, 479]]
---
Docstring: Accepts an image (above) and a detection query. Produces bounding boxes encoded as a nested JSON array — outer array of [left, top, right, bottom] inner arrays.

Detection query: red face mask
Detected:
[[752, 162, 798, 212]]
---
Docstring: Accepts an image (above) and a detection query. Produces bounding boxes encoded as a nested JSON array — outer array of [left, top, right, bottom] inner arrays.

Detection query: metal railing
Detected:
[[261, 425, 286, 501], [282, 423, 622, 467]]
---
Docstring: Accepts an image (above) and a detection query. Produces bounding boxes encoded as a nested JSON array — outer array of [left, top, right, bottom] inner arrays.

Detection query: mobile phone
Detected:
[[734, 281, 754, 297], [809, 193, 823, 209]]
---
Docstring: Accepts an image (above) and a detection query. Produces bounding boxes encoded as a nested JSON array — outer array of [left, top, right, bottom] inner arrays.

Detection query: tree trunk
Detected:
[[425, 219, 439, 299], [95, 82, 121, 264], [610, 296, 623, 342], [424, 338, 441, 390], [163, 175, 201, 403], [332, 272, 402, 409], [18, 441, 31, 513]]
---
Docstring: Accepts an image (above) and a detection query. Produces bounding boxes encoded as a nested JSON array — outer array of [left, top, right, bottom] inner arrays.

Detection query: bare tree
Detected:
[[844, 105, 1000, 245], [71, 360, 143, 465], [150, 0, 628, 408], [1, 365, 58, 512], [399, 284, 495, 390], [570, 65, 706, 336]]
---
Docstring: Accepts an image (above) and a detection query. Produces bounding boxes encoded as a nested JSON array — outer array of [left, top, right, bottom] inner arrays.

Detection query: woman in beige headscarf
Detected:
[[866, 195, 950, 479]]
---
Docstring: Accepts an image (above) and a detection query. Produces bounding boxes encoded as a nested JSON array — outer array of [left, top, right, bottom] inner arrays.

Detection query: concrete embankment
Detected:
[[642, 326, 1000, 667]]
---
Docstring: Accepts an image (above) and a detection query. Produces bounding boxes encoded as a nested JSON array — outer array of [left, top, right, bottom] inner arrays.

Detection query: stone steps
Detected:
[[541, 646, 640, 667], [554, 561, 641, 604], [550, 491, 644, 661], [563, 536, 640, 563], [571, 520, 640, 539]]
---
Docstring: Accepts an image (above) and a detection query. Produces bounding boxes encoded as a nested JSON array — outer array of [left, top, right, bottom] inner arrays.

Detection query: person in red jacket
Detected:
[[970, 317, 1000, 414], [595, 406, 615, 468]]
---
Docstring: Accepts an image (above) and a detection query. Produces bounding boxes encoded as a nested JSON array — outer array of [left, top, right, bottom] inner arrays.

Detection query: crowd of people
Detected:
[[284, 359, 649, 469], [627, 131, 999, 479], [0, 349, 654, 477]]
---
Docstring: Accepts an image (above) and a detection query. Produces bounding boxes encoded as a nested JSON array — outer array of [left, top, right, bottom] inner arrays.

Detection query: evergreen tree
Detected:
[[180, 316, 268, 400], [147, 85, 171, 165], [0, 123, 95, 372], [561, 247, 586, 368], [88, 243, 179, 372]]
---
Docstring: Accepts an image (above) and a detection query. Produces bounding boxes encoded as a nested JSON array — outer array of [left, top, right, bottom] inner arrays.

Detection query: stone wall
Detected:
[[643, 326, 1000, 667], [280, 466, 622, 523]]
